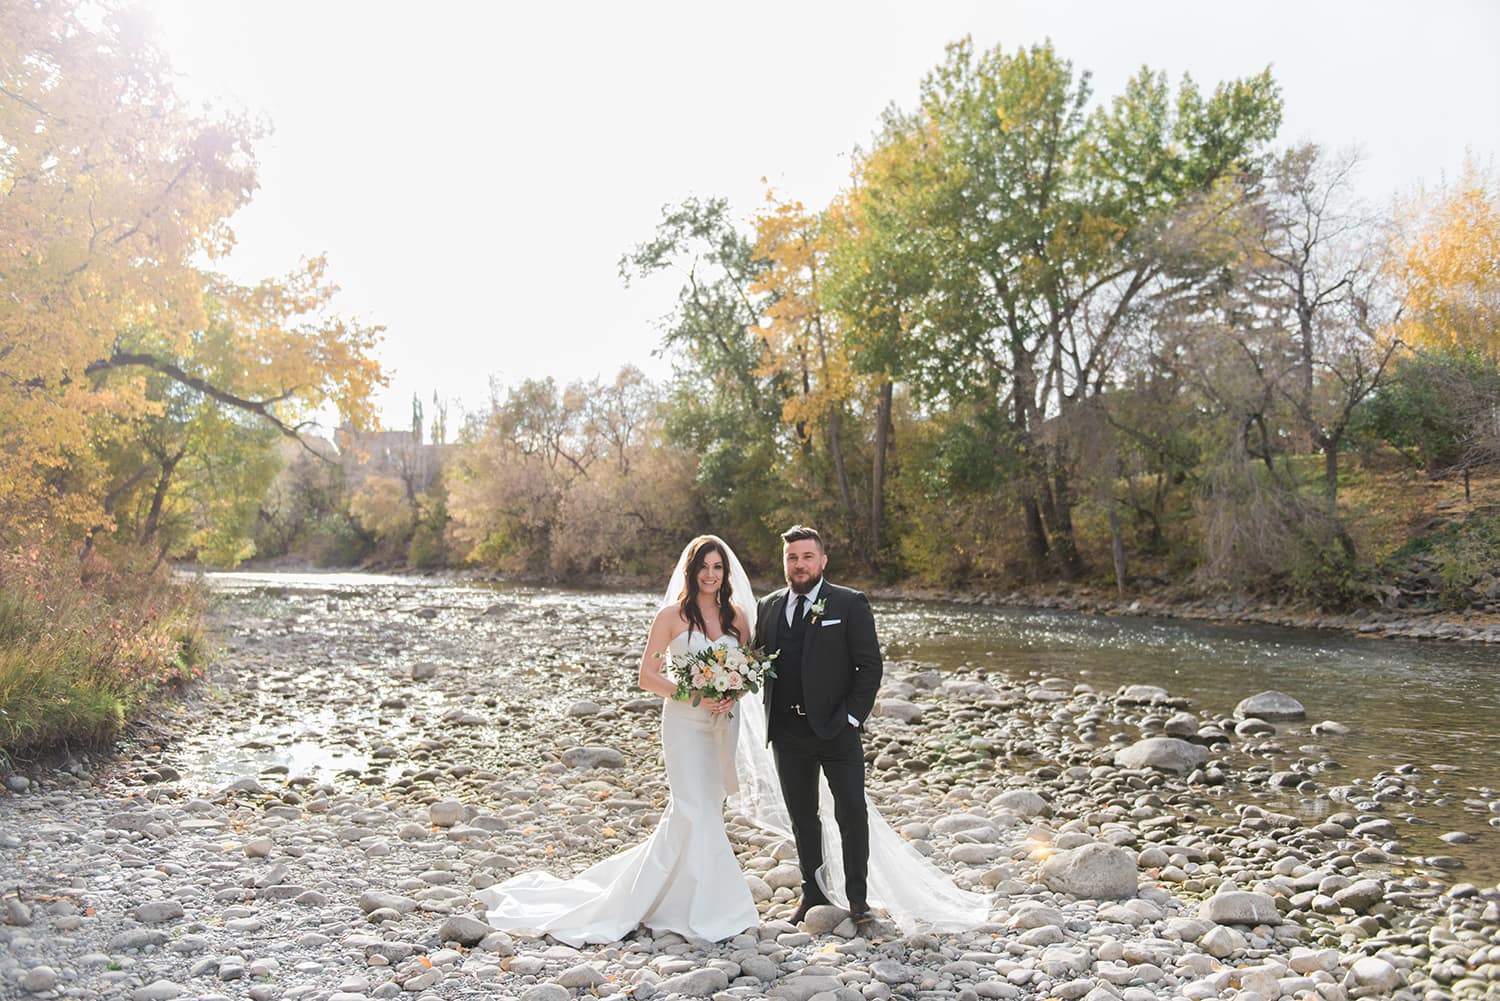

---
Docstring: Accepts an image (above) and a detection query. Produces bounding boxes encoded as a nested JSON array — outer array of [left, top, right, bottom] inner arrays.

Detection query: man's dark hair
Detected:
[[781, 524, 824, 551]]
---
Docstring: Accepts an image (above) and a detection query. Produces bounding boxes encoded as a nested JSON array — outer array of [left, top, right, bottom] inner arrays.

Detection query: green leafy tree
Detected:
[[621, 198, 786, 566], [873, 39, 1280, 577], [1359, 348, 1500, 483]]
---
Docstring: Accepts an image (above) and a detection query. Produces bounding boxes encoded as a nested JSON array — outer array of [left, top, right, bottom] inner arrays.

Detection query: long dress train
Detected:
[[732, 685, 994, 933], [476, 631, 758, 946]]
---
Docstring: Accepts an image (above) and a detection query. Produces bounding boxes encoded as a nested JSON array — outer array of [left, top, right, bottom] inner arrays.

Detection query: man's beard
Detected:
[[787, 573, 823, 596]]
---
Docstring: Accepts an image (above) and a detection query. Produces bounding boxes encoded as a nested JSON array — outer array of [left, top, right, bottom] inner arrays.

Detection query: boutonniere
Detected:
[[808, 598, 828, 622]]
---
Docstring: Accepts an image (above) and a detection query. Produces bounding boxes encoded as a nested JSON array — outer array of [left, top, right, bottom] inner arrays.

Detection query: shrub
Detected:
[[0, 542, 207, 757]]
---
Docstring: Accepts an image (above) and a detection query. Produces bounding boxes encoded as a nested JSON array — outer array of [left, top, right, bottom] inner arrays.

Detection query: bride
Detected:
[[476, 535, 760, 945], [478, 534, 992, 946]]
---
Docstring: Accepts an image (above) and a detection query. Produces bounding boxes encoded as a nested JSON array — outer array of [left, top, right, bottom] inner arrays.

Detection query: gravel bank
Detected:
[[2, 579, 1497, 1001]]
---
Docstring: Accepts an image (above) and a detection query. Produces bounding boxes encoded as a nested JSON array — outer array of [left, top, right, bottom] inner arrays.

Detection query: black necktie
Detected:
[[794, 594, 806, 624]]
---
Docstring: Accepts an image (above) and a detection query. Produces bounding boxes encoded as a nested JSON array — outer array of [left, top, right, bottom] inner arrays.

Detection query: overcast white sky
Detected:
[[144, 0, 1500, 429]]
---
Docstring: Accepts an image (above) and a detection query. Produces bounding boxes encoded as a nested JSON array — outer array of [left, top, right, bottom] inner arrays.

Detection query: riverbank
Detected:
[[2, 575, 1496, 1000], [231, 557, 1500, 645], [896, 583, 1500, 645]]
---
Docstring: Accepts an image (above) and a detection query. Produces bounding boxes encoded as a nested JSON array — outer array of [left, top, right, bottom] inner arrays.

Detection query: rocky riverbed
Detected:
[[2, 576, 1498, 1001]]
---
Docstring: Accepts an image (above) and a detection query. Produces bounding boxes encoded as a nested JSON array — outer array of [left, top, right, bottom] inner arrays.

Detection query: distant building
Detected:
[[333, 427, 454, 494]]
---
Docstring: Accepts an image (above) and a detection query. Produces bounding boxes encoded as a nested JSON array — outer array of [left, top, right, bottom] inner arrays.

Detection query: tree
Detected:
[[582, 365, 657, 474], [825, 112, 946, 569], [1, 2, 383, 554], [1239, 146, 1401, 507], [447, 369, 701, 576], [1393, 156, 1500, 360], [1359, 348, 1500, 496], [750, 189, 870, 564], [621, 198, 785, 563], [866, 39, 1281, 578]]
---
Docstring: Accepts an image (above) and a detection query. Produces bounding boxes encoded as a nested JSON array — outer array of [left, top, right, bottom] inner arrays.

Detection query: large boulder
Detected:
[[1038, 843, 1138, 899], [1233, 690, 1306, 720], [1113, 737, 1208, 774]]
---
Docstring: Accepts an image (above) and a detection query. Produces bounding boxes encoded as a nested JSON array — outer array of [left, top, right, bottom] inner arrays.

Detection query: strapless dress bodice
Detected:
[[667, 631, 741, 656]]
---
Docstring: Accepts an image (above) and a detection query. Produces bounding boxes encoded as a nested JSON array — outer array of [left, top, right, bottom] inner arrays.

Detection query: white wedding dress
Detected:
[[476, 630, 759, 946]]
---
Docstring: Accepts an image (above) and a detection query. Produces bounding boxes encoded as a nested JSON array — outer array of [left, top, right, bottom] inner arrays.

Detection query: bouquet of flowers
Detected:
[[661, 640, 778, 711]]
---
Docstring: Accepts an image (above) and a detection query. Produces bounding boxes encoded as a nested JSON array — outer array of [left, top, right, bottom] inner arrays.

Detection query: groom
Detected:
[[755, 524, 883, 932]]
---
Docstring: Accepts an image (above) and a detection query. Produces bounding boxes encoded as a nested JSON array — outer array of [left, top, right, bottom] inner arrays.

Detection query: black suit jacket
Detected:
[[755, 581, 883, 740]]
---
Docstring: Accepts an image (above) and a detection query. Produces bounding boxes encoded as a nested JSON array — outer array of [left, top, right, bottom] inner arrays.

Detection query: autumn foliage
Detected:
[[0, 1, 383, 753], [1, 1, 383, 555]]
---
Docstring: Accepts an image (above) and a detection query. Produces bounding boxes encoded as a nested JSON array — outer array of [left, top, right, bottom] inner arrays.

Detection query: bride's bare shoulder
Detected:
[[652, 604, 687, 628]]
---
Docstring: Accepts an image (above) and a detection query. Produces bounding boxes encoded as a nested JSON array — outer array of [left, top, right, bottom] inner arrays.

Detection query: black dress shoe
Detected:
[[790, 896, 827, 923], [848, 902, 875, 933]]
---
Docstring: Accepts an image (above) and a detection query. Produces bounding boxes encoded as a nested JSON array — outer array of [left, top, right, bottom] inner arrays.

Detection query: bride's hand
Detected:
[[704, 695, 735, 715]]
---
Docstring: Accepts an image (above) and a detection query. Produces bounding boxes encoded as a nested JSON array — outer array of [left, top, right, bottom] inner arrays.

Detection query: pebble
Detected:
[[1200, 890, 1281, 925], [21, 966, 58, 993], [130, 900, 185, 924]]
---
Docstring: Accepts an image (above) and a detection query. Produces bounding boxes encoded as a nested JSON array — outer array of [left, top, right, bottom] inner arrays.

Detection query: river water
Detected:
[[201, 571, 1500, 884], [878, 599, 1500, 863]]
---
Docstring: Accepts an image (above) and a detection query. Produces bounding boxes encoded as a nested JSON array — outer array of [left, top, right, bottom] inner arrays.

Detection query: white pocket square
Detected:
[[820, 618, 842, 626]]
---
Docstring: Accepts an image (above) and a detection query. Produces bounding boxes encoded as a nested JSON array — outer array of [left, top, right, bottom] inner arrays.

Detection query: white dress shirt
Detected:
[[785, 578, 824, 626]]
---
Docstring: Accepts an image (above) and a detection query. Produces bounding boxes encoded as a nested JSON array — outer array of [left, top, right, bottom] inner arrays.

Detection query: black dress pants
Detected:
[[770, 722, 868, 907]]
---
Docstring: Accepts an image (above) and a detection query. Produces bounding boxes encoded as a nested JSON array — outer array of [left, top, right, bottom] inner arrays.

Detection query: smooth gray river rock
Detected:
[[1344, 955, 1403, 993], [1200, 890, 1282, 925], [1332, 878, 1385, 912], [129, 900, 184, 924], [991, 789, 1050, 817], [1116, 685, 1168, 705], [560, 746, 625, 769], [876, 698, 924, 723], [1112, 737, 1208, 773], [427, 800, 464, 827], [1234, 690, 1307, 720], [1198, 923, 1247, 958], [20, 966, 58, 994], [656, 967, 729, 995], [1039, 844, 1138, 899], [132, 982, 188, 1001], [357, 891, 417, 914], [554, 963, 606, 988]]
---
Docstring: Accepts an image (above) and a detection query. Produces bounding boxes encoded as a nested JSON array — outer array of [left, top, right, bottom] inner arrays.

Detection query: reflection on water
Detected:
[[177, 735, 370, 784]]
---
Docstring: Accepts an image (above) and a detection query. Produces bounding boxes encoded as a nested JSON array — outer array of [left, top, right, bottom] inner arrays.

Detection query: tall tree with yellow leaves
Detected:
[[1393, 156, 1500, 360], [1, 1, 383, 548], [750, 189, 869, 561]]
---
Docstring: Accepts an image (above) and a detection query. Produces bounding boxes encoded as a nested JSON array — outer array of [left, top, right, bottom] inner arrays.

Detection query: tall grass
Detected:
[[0, 543, 207, 758]]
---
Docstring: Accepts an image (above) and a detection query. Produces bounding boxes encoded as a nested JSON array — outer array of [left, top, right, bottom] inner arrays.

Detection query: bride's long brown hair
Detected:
[[676, 536, 742, 643]]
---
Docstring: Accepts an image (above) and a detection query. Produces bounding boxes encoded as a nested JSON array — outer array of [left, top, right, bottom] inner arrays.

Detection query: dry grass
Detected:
[[0, 543, 207, 759]]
